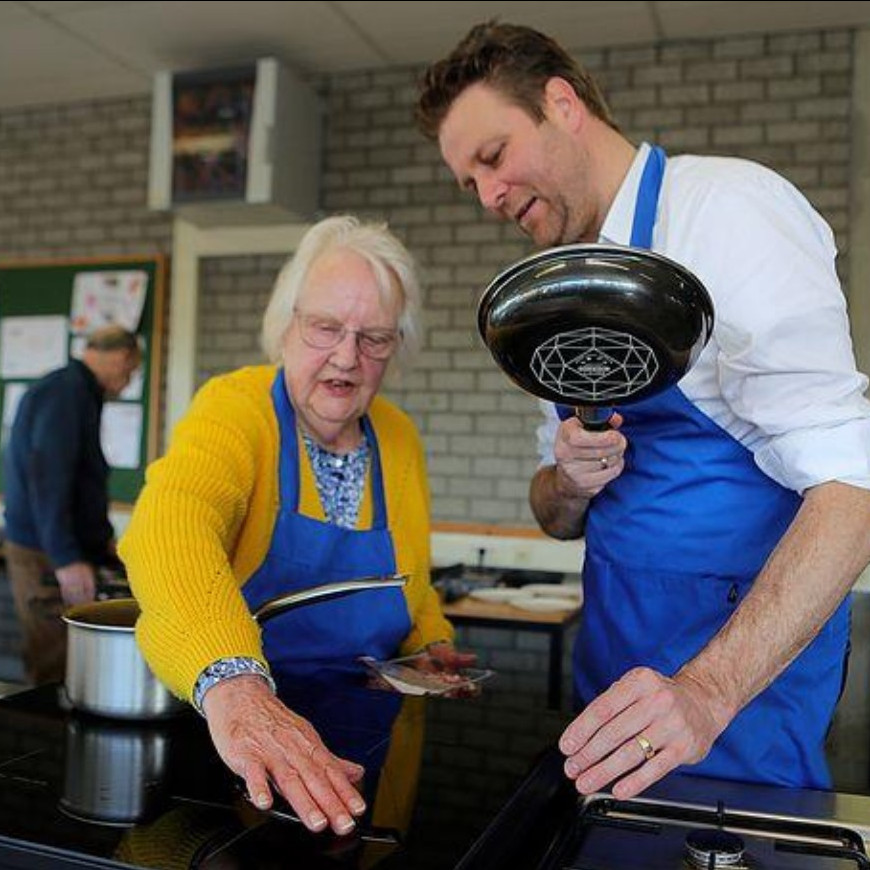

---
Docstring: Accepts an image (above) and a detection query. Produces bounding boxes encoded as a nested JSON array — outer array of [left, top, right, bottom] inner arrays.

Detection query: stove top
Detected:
[[0, 677, 568, 869], [563, 789, 870, 868], [458, 748, 870, 870], [0, 682, 414, 869]]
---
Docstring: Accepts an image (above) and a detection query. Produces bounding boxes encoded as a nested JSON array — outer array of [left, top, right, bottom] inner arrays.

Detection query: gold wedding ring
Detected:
[[635, 733, 656, 761]]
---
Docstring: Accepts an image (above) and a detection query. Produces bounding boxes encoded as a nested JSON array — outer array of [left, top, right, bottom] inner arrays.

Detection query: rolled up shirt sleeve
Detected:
[[660, 157, 870, 495], [536, 400, 560, 467]]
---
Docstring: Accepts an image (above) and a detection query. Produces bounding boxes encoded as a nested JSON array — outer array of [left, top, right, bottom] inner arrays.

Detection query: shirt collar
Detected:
[[72, 357, 104, 403], [598, 142, 652, 246]]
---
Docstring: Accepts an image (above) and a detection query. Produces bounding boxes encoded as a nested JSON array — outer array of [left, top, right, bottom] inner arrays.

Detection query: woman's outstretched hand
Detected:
[[203, 675, 366, 835]]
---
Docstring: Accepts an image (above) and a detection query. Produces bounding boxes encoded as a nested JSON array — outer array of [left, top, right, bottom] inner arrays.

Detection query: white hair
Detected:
[[261, 215, 422, 374]]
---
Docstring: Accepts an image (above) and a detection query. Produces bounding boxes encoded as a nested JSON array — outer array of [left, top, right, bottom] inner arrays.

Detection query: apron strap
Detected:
[[361, 415, 387, 529], [271, 370, 302, 511], [556, 144, 667, 421], [630, 144, 666, 249]]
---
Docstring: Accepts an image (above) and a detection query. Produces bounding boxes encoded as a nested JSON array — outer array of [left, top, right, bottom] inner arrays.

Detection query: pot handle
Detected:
[[252, 575, 409, 625]]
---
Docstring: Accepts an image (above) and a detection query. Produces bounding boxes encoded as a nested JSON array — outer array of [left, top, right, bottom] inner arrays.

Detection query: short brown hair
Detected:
[[415, 20, 617, 140]]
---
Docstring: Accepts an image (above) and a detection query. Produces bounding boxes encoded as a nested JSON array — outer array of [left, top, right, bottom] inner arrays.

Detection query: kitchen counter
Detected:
[[0, 668, 567, 869], [442, 595, 580, 710], [433, 563, 582, 710]]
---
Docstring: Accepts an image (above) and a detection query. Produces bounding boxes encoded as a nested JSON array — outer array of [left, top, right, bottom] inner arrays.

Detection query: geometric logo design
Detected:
[[530, 326, 659, 401]]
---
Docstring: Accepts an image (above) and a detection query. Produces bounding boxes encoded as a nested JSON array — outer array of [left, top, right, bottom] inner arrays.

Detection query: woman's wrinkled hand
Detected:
[[422, 642, 482, 697], [425, 641, 477, 670], [202, 675, 366, 835]]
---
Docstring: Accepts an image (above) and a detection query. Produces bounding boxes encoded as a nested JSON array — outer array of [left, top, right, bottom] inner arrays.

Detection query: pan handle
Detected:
[[576, 406, 614, 432], [252, 575, 409, 625]]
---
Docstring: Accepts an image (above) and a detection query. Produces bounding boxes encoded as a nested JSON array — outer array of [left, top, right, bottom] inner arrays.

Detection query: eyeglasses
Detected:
[[293, 309, 400, 360]]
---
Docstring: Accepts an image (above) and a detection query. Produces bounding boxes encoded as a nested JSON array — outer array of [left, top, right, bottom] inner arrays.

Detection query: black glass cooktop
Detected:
[[0, 673, 567, 869]]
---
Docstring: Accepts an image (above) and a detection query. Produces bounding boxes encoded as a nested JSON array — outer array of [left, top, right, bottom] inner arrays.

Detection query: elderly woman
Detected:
[[120, 216, 468, 836]]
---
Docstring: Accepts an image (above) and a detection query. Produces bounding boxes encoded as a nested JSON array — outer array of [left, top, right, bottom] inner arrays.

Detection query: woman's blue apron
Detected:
[[242, 371, 412, 677], [557, 146, 850, 788]]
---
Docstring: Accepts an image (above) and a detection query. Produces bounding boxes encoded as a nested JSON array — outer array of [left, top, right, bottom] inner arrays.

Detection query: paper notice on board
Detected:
[[1, 382, 28, 447], [0, 315, 68, 378], [101, 402, 143, 469], [70, 270, 148, 334], [118, 333, 146, 401], [118, 365, 144, 401]]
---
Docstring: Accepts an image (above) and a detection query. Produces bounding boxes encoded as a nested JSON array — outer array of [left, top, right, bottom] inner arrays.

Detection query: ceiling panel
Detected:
[[0, 70, 146, 110], [0, 10, 141, 106], [657, 0, 870, 39], [0, 3, 40, 26], [25, 1, 129, 10], [336, 1, 660, 65], [2, 1, 870, 111], [42, 0, 386, 75]]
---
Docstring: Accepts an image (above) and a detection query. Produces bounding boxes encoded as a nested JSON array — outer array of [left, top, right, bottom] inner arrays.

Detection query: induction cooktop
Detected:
[[0, 682, 411, 869], [0, 675, 569, 869]]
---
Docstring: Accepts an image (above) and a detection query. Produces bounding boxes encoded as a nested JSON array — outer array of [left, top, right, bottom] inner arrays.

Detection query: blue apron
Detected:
[[242, 371, 412, 677], [557, 146, 850, 788]]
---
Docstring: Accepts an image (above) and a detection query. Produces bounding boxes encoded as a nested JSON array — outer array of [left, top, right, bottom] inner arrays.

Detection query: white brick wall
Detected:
[[0, 96, 171, 259], [320, 29, 855, 524], [0, 28, 856, 530]]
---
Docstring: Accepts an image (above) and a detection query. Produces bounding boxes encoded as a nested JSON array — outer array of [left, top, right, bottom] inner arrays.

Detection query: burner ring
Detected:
[[685, 829, 745, 868]]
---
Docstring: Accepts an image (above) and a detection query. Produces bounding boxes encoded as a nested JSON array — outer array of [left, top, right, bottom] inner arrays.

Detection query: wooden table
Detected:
[[442, 596, 581, 709]]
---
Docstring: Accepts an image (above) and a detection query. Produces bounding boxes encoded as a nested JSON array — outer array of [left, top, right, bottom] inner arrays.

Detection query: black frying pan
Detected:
[[477, 244, 714, 428]]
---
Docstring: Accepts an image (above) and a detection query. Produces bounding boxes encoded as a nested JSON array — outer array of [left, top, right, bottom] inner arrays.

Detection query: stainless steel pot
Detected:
[[62, 574, 408, 720], [64, 599, 184, 720], [60, 716, 171, 826]]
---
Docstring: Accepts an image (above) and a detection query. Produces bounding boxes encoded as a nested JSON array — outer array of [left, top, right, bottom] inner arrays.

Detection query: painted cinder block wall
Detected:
[[0, 30, 854, 526], [0, 29, 857, 677]]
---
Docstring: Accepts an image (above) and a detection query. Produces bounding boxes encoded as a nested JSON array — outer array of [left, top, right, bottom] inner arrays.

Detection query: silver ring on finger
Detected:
[[599, 455, 609, 470]]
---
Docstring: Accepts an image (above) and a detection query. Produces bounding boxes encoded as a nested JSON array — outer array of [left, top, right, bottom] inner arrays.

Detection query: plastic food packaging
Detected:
[[359, 653, 494, 697]]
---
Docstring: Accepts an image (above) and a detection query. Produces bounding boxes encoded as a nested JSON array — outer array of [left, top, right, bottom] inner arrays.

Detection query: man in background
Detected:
[[3, 325, 141, 684]]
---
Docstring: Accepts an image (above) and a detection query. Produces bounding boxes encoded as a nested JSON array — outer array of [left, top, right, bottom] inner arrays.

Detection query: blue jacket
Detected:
[[3, 359, 113, 567]]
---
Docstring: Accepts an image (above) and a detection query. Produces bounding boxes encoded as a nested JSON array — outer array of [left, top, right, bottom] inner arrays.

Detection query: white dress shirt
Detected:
[[537, 143, 870, 494]]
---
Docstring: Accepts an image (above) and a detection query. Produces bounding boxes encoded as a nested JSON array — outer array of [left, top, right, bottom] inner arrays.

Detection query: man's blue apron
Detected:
[[557, 146, 850, 788], [242, 371, 412, 677]]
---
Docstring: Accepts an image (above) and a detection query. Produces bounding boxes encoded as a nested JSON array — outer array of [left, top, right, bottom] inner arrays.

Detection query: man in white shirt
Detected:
[[416, 20, 870, 795]]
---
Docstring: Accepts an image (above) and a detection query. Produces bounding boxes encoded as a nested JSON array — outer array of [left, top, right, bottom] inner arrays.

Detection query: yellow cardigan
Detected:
[[119, 365, 453, 700]]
